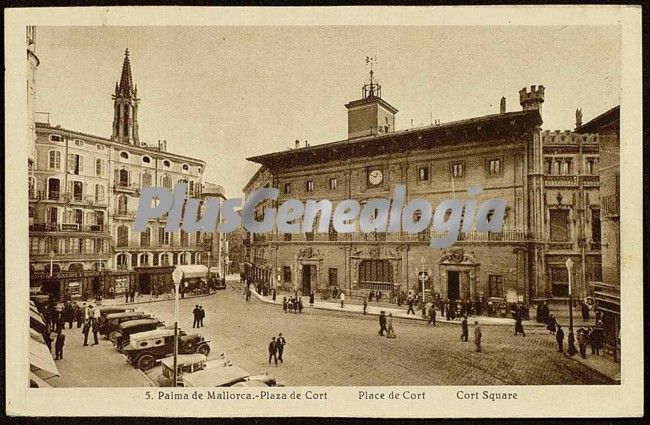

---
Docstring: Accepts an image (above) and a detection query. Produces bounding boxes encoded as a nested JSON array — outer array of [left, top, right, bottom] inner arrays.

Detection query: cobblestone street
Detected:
[[131, 281, 614, 386]]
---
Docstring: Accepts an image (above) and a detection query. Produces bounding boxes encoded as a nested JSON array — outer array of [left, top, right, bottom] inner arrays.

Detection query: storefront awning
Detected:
[[29, 337, 60, 378], [29, 371, 53, 388], [30, 309, 46, 328], [30, 328, 45, 344], [175, 265, 209, 279]]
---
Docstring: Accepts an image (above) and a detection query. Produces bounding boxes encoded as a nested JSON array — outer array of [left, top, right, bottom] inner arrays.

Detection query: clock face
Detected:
[[369, 169, 383, 186]]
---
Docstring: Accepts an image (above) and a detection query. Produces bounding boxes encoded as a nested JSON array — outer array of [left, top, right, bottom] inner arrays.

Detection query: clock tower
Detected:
[[345, 68, 398, 140]]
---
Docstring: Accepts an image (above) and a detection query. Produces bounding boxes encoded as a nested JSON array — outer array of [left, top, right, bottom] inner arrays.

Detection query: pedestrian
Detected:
[[547, 314, 557, 334], [567, 331, 576, 356], [577, 328, 588, 358], [474, 321, 482, 352], [272, 288, 277, 302], [73, 302, 82, 328], [268, 337, 278, 366], [556, 324, 565, 353], [514, 312, 526, 337], [282, 297, 288, 314], [54, 329, 65, 360], [91, 317, 100, 345], [276, 333, 287, 363], [377, 291, 382, 303], [461, 316, 469, 341], [592, 324, 604, 356], [130, 287, 136, 303], [125, 286, 130, 303], [386, 313, 396, 338], [43, 324, 52, 352], [63, 302, 74, 329], [82, 319, 91, 346], [428, 305, 437, 326], [309, 290, 315, 307], [378, 311, 387, 336], [407, 297, 415, 315], [368, 290, 374, 302], [588, 327, 595, 354], [340, 291, 345, 308], [581, 302, 590, 322], [192, 305, 200, 328], [363, 298, 368, 315], [198, 306, 205, 327], [297, 297, 303, 313]]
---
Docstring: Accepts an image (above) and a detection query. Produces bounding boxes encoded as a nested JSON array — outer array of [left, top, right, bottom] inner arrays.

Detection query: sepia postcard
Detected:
[[5, 5, 643, 418]]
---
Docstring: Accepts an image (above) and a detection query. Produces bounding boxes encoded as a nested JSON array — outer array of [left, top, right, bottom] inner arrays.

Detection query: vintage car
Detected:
[[182, 366, 281, 387], [111, 318, 166, 350], [156, 354, 207, 387], [122, 328, 211, 371], [97, 306, 135, 329], [102, 311, 151, 337]]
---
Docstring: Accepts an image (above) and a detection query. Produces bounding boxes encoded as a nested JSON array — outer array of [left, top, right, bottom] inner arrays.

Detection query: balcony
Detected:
[[113, 182, 140, 193], [113, 241, 204, 251], [544, 175, 578, 187], [580, 175, 600, 187], [29, 223, 109, 233], [547, 241, 574, 251], [113, 209, 136, 219]]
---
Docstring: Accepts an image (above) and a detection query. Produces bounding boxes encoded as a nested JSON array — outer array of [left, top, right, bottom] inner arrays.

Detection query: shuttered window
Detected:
[[549, 209, 569, 242]]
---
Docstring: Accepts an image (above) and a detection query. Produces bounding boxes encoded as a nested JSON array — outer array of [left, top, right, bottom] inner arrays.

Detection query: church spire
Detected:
[[112, 48, 140, 145]]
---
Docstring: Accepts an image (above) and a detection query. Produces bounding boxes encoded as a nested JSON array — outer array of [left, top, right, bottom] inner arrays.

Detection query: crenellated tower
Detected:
[[111, 48, 140, 145]]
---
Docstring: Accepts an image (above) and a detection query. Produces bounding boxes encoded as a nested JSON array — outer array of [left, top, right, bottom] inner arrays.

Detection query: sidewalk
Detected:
[[564, 350, 621, 383], [252, 290, 542, 327]]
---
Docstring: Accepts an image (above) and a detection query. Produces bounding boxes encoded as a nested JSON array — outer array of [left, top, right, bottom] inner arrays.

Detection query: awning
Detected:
[[30, 328, 45, 344], [29, 338, 59, 378], [175, 265, 209, 279], [29, 371, 53, 388], [30, 309, 46, 326]]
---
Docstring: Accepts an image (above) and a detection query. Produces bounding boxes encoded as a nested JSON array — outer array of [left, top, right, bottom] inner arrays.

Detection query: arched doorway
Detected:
[[358, 259, 394, 291]]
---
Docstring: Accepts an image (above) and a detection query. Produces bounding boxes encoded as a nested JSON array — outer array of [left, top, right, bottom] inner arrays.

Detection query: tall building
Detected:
[[29, 49, 214, 301], [244, 74, 602, 305]]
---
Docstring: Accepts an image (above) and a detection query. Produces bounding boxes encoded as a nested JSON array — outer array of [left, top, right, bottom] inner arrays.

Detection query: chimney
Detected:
[[500, 97, 506, 114], [295, 140, 300, 149], [304, 140, 309, 147]]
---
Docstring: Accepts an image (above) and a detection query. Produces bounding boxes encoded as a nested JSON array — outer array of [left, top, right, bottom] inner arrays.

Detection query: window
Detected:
[[141, 171, 152, 188], [555, 159, 573, 175], [140, 254, 149, 266], [417, 166, 430, 182], [188, 181, 195, 196], [96, 211, 104, 226], [96, 144, 105, 150], [161, 253, 170, 266], [117, 169, 129, 187], [283, 266, 292, 283], [142, 156, 151, 164], [161, 174, 172, 190], [48, 207, 58, 224], [283, 233, 292, 241], [49, 151, 61, 169], [550, 266, 570, 297], [117, 225, 129, 247], [182, 164, 189, 172], [67, 154, 84, 175], [180, 230, 188, 247], [284, 182, 291, 194], [305, 232, 314, 241], [549, 209, 570, 242], [487, 275, 504, 298], [488, 159, 501, 176], [96, 159, 104, 176], [140, 227, 151, 247], [117, 195, 128, 215], [329, 178, 338, 190], [159, 226, 170, 245], [49, 134, 62, 142], [328, 268, 338, 286], [306, 180, 314, 192], [120, 151, 129, 159], [94, 184, 105, 202], [451, 162, 464, 178], [585, 157, 598, 175], [72, 181, 83, 201], [73, 209, 83, 226], [544, 158, 553, 174], [163, 160, 171, 168], [591, 208, 601, 242], [74, 139, 84, 147]]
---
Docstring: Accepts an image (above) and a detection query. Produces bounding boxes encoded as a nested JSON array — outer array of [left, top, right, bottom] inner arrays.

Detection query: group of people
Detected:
[[459, 316, 483, 352], [267, 333, 287, 365], [537, 301, 605, 358], [282, 295, 304, 314], [192, 305, 206, 328]]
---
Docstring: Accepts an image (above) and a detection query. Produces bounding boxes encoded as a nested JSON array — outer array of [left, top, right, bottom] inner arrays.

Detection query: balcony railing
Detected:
[[114, 241, 205, 250], [544, 175, 578, 187], [580, 175, 600, 187], [29, 190, 108, 206], [547, 241, 574, 250], [29, 223, 108, 233], [113, 210, 136, 219], [264, 229, 533, 244], [113, 182, 140, 193]]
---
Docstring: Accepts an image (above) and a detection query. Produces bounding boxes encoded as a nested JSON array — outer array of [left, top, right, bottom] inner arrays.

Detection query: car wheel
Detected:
[[196, 344, 210, 356], [109, 331, 120, 344], [137, 354, 156, 371]]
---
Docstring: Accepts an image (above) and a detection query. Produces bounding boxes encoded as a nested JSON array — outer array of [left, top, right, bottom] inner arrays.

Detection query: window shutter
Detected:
[[79, 156, 84, 174], [114, 169, 119, 186], [67, 154, 74, 173]]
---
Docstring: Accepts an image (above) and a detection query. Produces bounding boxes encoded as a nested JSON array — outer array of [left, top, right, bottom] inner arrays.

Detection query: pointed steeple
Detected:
[[112, 48, 140, 145], [118, 48, 134, 95]]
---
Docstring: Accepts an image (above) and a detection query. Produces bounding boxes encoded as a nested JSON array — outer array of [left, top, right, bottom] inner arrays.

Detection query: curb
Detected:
[[101, 290, 219, 307], [562, 352, 620, 384], [250, 290, 547, 328]]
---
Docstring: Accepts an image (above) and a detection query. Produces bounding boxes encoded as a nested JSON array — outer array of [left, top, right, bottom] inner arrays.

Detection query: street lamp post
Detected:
[[49, 251, 55, 277], [420, 256, 427, 316], [171, 267, 184, 386], [566, 258, 576, 356]]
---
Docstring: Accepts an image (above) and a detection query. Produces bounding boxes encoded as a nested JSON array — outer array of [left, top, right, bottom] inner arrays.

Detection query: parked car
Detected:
[[98, 306, 135, 330], [103, 311, 151, 337], [156, 354, 207, 387], [182, 366, 282, 387], [111, 318, 166, 351], [122, 328, 211, 371]]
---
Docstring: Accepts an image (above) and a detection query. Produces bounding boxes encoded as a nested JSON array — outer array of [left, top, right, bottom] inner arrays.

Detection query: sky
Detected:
[[34, 26, 621, 197]]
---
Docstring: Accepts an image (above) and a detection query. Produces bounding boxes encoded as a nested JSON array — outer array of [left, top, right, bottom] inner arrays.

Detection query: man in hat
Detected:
[[378, 311, 387, 336]]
